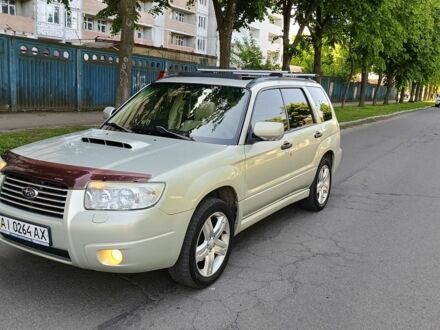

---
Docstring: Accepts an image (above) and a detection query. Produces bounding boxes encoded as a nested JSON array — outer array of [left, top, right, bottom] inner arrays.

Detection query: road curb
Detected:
[[339, 106, 431, 129]]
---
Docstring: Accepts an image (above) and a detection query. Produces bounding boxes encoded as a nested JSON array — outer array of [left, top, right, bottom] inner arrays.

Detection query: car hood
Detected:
[[11, 129, 228, 178]]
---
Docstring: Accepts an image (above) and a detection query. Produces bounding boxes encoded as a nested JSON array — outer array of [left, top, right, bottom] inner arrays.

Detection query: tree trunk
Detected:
[[115, 0, 136, 107], [358, 63, 368, 107], [383, 85, 392, 105], [399, 86, 405, 103], [281, 1, 293, 71], [218, 27, 233, 69], [423, 85, 430, 101], [409, 81, 416, 102], [311, 6, 323, 83], [341, 57, 355, 108], [416, 84, 423, 102], [213, 0, 237, 69], [372, 71, 383, 105]]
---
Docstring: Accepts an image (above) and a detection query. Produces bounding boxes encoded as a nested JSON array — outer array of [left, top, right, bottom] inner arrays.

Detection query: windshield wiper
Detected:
[[154, 126, 194, 141], [103, 122, 133, 133], [131, 126, 194, 141]]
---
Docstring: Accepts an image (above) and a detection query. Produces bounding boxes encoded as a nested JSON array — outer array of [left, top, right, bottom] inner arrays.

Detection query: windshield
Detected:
[[105, 83, 250, 145]]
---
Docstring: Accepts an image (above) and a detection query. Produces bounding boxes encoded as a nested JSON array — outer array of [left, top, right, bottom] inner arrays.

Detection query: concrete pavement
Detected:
[[1, 108, 440, 329], [0, 111, 104, 132]]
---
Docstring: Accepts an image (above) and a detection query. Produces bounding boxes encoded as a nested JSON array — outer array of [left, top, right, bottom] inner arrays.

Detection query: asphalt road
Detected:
[[1, 107, 440, 330]]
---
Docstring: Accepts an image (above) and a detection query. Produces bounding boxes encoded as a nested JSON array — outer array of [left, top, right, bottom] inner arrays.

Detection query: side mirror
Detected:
[[103, 106, 116, 119], [253, 121, 284, 141]]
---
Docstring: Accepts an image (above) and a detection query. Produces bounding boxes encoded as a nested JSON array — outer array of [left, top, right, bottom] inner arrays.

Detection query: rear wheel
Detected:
[[168, 197, 233, 288], [300, 156, 332, 211]]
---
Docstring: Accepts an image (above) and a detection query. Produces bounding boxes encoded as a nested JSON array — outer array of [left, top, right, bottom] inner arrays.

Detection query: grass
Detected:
[[334, 101, 433, 122], [0, 101, 434, 154], [0, 127, 87, 155]]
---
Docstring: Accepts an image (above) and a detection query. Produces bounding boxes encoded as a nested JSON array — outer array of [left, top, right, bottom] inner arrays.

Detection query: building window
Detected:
[[97, 20, 107, 33], [83, 16, 94, 31], [198, 0, 207, 6], [136, 28, 143, 39], [197, 38, 206, 52], [47, 5, 60, 24], [173, 34, 185, 46], [65, 11, 77, 29], [1, 0, 15, 15], [198, 15, 206, 29], [173, 11, 185, 22]]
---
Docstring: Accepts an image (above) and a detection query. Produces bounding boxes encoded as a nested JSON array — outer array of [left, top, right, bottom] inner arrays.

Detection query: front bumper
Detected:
[[0, 188, 193, 273]]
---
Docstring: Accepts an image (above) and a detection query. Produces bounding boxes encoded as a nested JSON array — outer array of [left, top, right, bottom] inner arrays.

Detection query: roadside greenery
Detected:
[[287, 0, 440, 106], [334, 102, 432, 123]]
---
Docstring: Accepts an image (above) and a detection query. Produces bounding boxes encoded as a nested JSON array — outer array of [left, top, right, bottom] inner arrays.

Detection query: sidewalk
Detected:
[[0, 111, 104, 132]]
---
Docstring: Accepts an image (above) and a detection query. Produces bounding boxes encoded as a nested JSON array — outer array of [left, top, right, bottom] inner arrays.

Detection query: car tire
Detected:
[[300, 156, 332, 212], [168, 197, 234, 288]]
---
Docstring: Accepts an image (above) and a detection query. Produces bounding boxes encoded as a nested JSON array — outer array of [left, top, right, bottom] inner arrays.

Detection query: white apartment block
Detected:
[[232, 12, 293, 66], [81, 0, 217, 57], [0, 0, 217, 57], [0, 0, 82, 42]]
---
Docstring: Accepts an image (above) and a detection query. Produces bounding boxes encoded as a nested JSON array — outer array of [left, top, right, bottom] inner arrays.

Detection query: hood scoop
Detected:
[[81, 137, 133, 149]]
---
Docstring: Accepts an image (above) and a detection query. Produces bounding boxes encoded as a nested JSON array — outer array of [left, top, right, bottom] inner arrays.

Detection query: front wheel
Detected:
[[168, 197, 233, 288], [300, 156, 332, 211]]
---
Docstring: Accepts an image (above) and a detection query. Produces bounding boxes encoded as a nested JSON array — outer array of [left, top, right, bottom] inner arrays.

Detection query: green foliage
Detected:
[[291, 43, 350, 78], [231, 37, 280, 70], [334, 102, 432, 122]]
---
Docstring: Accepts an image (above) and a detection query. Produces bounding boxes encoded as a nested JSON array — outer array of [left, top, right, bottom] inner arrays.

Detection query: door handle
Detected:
[[314, 131, 323, 138], [281, 141, 293, 150]]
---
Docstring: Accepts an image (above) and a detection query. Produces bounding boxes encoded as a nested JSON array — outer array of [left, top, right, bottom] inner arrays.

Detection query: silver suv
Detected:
[[0, 70, 342, 288]]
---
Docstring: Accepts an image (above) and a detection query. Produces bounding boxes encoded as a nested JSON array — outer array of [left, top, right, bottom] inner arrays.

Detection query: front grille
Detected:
[[0, 174, 68, 219]]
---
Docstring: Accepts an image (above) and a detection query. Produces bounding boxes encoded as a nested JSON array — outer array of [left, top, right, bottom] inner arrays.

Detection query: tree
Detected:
[[55, 0, 139, 107], [231, 36, 280, 69], [274, 0, 316, 71], [153, 0, 271, 68], [97, 0, 138, 106]]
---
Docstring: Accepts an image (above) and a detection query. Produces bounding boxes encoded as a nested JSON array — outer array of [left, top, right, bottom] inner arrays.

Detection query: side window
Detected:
[[307, 87, 333, 121], [281, 89, 315, 129], [251, 89, 288, 131]]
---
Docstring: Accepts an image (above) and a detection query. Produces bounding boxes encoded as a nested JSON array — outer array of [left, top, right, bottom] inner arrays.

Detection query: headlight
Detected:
[[85, 181, 165, 210], [0, 157, 6, 171]]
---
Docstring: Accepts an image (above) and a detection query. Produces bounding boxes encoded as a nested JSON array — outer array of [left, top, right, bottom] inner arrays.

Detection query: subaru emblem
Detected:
[[22, 186, 39, 200]]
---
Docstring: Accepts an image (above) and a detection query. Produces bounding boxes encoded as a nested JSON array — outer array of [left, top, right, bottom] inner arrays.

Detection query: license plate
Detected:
[[0, 215, 51, 247]]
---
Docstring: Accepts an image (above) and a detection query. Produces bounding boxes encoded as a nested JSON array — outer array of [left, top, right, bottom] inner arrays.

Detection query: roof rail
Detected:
[[196, 69, 318, 79]]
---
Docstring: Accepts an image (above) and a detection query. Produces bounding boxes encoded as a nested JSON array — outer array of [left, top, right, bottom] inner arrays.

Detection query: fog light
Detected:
[[97, 249, 124, 266], [111, 249, 123, 263]]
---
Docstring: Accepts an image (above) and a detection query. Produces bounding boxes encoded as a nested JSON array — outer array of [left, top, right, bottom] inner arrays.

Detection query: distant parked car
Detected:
[[435, 94, 440, 107], [0, 69, 342, 288]]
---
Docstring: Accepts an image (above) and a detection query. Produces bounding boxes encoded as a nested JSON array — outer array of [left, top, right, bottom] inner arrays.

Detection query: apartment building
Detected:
[[0, 0, 82, 41], [80, 0, 217, 57], [0, 0, 217, 58]]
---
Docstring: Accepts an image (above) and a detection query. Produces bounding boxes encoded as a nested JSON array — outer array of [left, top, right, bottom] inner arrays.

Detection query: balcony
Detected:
[[0, 13, 34, 35], [169, 0, 196, 13], [82, 0, 106, 15]]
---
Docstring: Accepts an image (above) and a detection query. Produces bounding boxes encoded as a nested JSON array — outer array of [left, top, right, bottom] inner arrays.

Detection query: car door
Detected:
[[280, 88, 323, 192], [242, 89, 296, 216]]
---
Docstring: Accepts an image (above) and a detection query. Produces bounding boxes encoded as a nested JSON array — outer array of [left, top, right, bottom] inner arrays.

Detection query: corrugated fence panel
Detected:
[[1, 36, 400, 111], [80, 49, 118, 110], [0, 36, 10, 110], [131, 56, 165, 95], [13, 39, 76, 111]]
